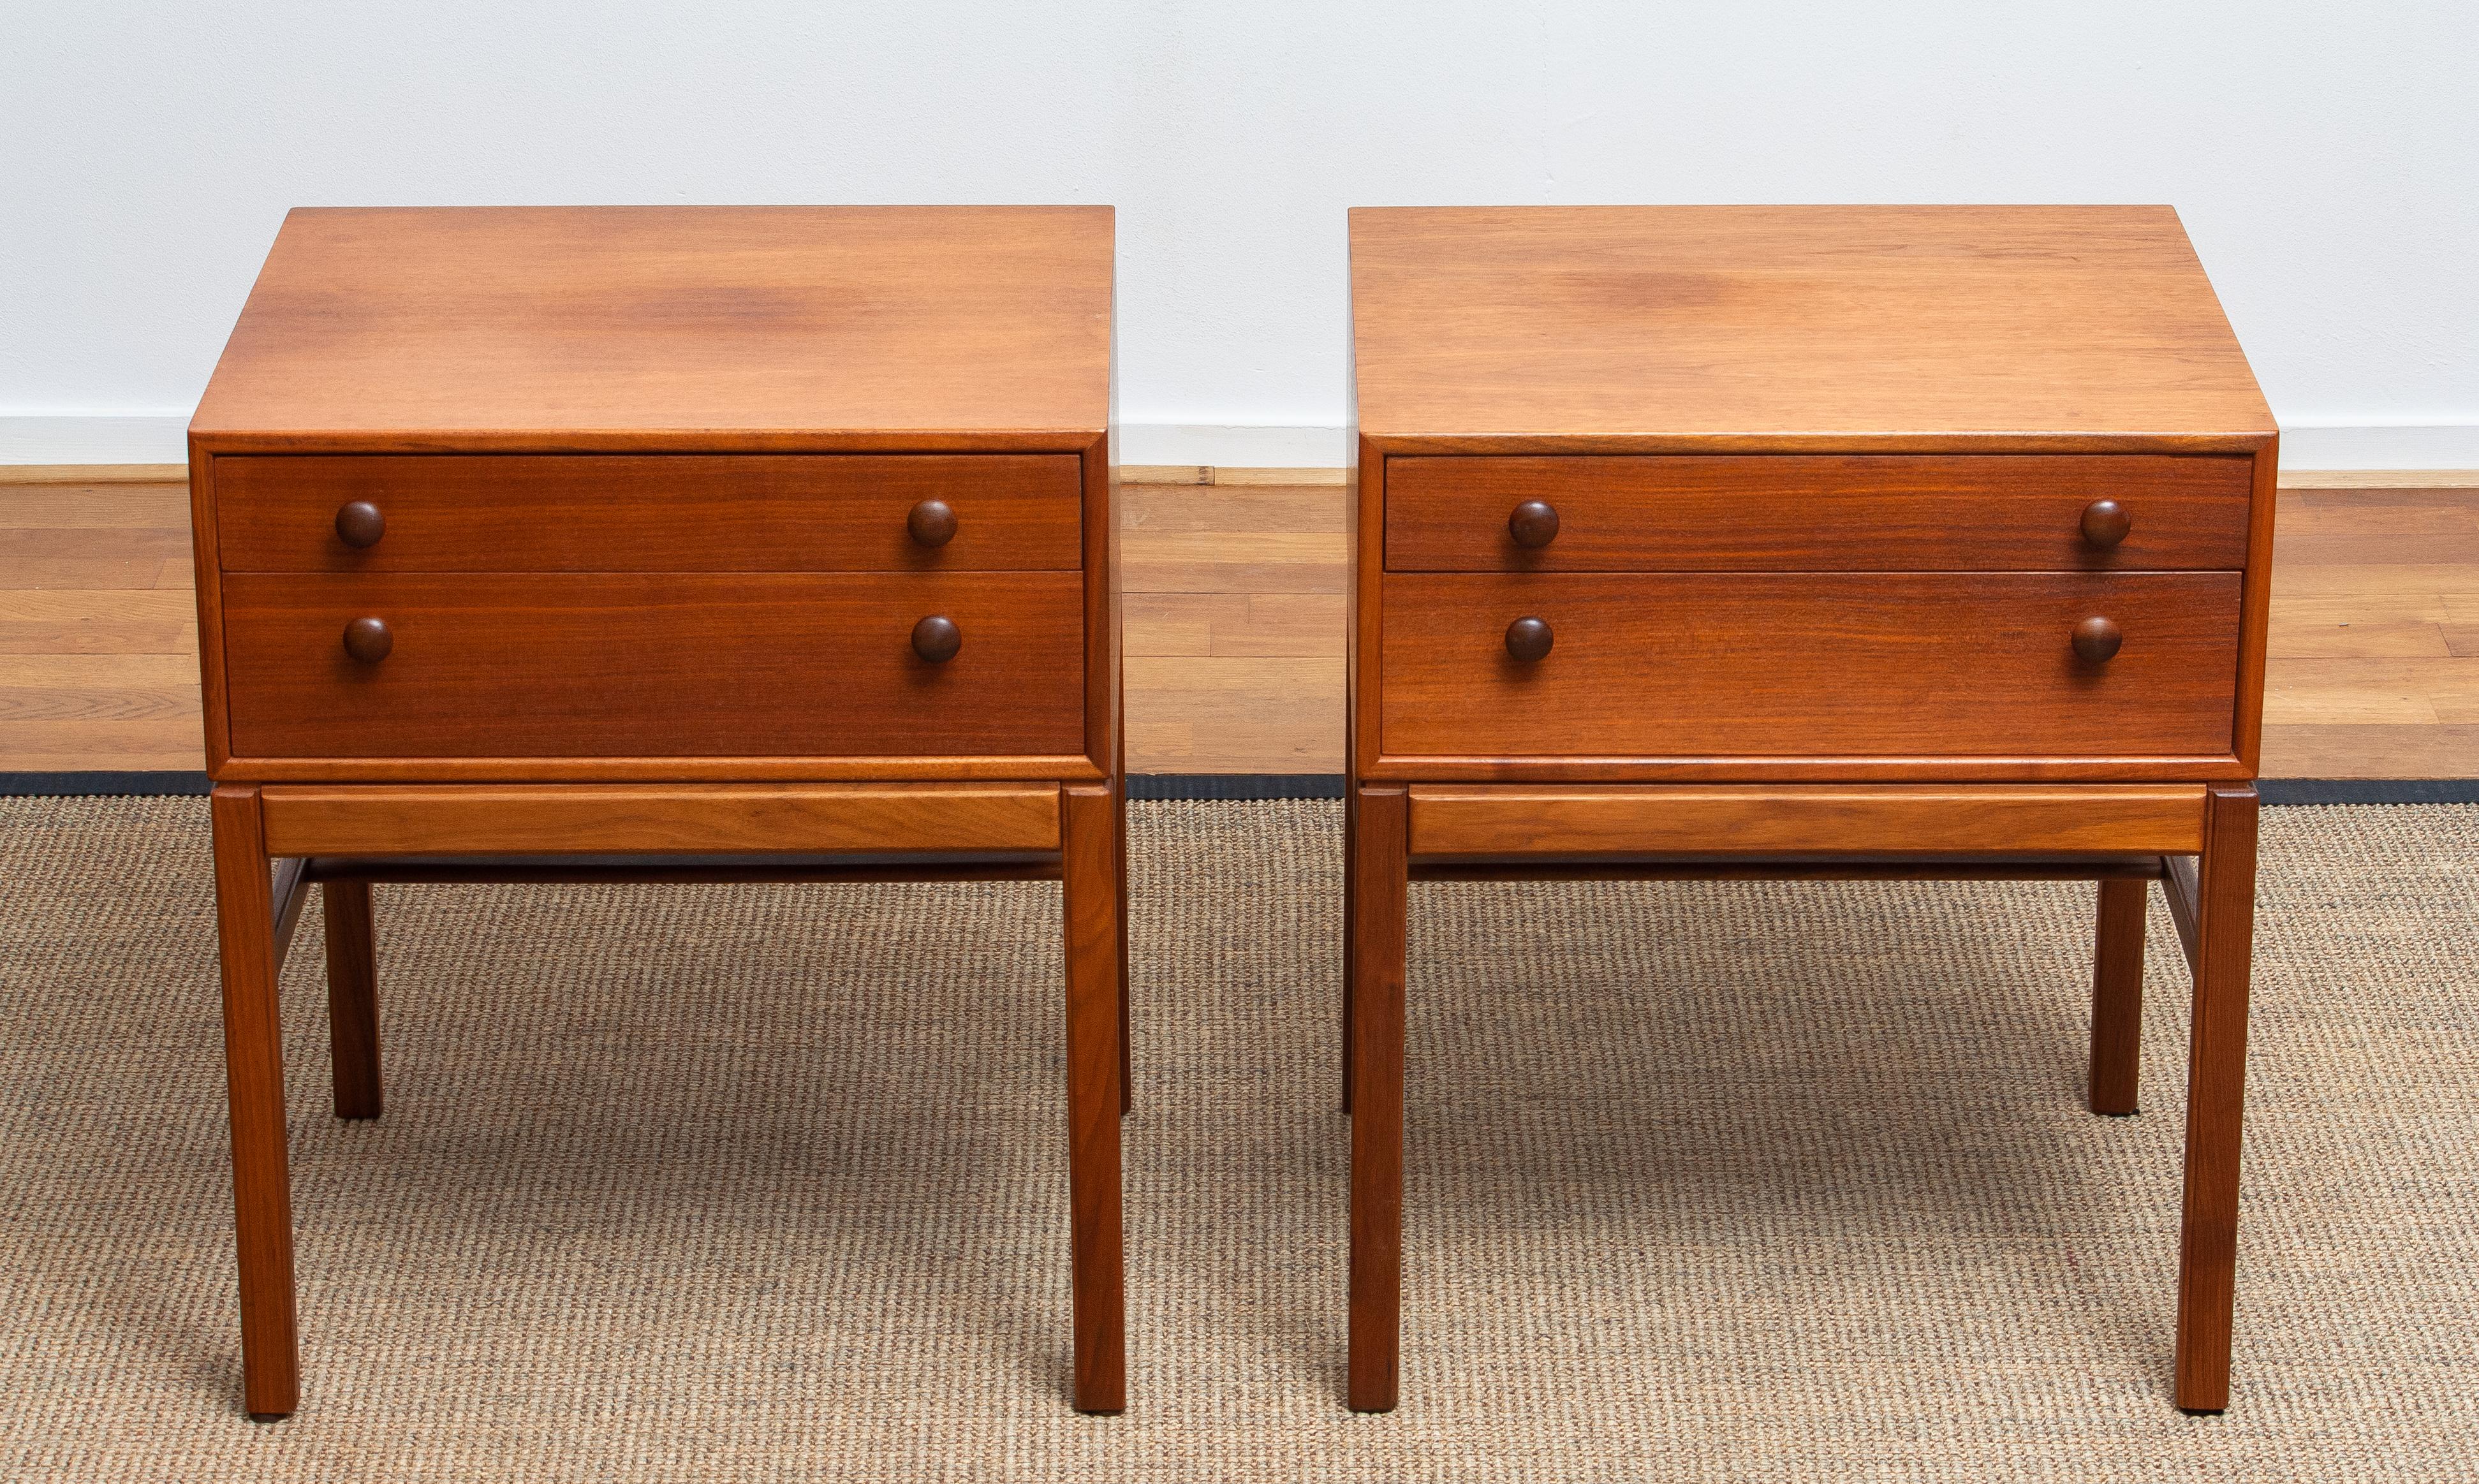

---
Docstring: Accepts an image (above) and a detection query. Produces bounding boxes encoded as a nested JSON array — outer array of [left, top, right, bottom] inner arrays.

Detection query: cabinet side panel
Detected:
[[1084, 433, 1116, 777], [2230, 437, 2279, 775], [189, 445, 233, 776], [1353, 441, 1385, 781]]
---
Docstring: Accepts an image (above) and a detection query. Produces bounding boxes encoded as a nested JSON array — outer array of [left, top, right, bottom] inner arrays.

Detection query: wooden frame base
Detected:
[[1344, 780, 2258, 1414], [209, 779, 1126, 1418]]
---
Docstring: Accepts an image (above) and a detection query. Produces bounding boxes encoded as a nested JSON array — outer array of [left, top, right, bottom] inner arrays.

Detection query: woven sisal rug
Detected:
[[1, 798, 2475, 1481]]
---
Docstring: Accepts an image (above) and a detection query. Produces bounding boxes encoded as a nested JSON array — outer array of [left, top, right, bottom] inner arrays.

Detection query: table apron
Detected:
[[1404, 782, 2209, 859], [256, 781, 1065, 857]]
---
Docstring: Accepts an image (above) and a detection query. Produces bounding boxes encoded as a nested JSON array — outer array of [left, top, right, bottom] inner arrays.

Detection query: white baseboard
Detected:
[[2276, 423, 2479, 471], [1111, 423, 1348, 467], [1106, 422, 2479, 472], [0, 415, 1358, 469], [5, 413, 2476, 474]]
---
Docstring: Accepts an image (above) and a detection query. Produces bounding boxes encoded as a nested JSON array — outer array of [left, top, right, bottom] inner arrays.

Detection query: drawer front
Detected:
[[1379, 572, 2241, 758], [1383, 455, 2253, 571], [214, 455, 1083, 573], [222, 572, 1084, 758]]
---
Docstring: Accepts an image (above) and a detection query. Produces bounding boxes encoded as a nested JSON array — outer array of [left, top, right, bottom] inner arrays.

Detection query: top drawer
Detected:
[[1383, 455, 2253, 571], [213, 454, 1084, 573]]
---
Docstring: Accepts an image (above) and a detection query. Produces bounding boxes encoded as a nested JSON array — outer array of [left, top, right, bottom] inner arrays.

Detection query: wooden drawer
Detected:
[[214, 455, 1083, 573], [221, 572, 1084, 758], [1383, 455, 2253, 571], [1379, 572, 2242, 758]]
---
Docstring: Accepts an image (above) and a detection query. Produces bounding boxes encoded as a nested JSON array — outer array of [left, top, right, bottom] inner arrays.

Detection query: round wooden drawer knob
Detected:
[[1504, 615, 1554, 663], [908, 498, 959, 548], [1508, 500, 1561, 548], [2080, 499, 2131, 548], [342, 617, 393, 664], [2073, 615, 2122, 664], [335, 501, 386, 549], [911, 614, 962, 663]]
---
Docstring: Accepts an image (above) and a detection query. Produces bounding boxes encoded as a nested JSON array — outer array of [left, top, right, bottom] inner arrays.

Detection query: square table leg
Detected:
[[1115, 687, 1132, 1115], [1342, 781, 1358, 1114], [210, 783, 301, 1419], [2175, 782, 2259, 1412], [2089, 878, 2147, 1116], [1346, 784, 1408, 1412], [322, 879, 383, 1120], [1062, 784, 1126, 1413]]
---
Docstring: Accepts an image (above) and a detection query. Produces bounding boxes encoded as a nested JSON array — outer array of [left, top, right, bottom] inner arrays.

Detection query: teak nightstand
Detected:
[[1343, 207, 2276, 1414], [188, 206, 1126, 1416]]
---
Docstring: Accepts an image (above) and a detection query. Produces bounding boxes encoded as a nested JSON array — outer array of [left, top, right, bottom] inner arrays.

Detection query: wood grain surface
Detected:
[[1383, 454, 2253, 571], [214, 455, 1083, 572], [207, 784, 300, 1417], [189, 207, 1112, 450], [1346, 784, 1408, 1413], [1350, 207, 2275, 446], [218, 571, 1085, 760], [2088, 878, 2147, 1116], [257, 782, 1063, 856], [320, 879, 381, 1120], [1060, 784, 1126, 1413], [2175, 782, 2260, 1412], [1404, 784, 2208, 858], [1379, 571, 2244, 760], [1121, 475, 1345, 771]]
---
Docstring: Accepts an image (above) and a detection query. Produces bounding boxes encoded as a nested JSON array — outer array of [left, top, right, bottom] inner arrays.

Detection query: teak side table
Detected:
[[1343, 206, 2276, 1414], [188, 206, 1127, 1416]]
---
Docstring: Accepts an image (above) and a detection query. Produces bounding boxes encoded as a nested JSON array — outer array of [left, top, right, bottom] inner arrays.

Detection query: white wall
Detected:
[[5, 0, 2475, 467]]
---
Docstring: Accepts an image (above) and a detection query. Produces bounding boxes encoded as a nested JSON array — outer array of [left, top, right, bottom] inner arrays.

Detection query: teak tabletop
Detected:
[[1349, 205, 2275, 448], [193, 205, 1114, 452]]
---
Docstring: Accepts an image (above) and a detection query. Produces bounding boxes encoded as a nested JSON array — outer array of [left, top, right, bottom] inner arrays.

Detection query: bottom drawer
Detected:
[[221, 572, 1085, 758], [1379, 572, 2242, 758]]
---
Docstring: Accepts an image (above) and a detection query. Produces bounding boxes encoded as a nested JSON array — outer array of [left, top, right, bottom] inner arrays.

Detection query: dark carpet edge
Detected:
[[1, 770, 2471, 805], [0, 770, 214, 797]]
